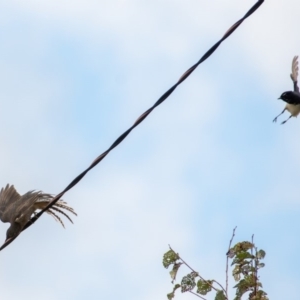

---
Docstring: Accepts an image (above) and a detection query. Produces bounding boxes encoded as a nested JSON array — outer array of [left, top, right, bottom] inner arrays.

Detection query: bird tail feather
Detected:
[[290, 55, 299, 82]]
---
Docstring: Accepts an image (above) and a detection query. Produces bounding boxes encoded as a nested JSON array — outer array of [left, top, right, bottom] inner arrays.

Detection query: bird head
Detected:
[[278, 91, 300, 105], [5, 222, 22, 243]]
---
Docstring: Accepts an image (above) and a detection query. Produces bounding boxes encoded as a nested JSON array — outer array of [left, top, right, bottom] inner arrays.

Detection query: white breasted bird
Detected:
[[273, 56, 300, 124]]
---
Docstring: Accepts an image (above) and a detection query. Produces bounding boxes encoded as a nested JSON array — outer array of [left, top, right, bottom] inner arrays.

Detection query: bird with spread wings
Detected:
[[274, 56, 300, 124], [0, 184, 76, 244]]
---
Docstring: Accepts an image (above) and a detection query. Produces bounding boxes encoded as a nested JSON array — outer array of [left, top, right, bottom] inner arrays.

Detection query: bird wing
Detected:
[[14, 191, 44, 223], [290, 56, 299, 93], [0, 184, 22, 223]]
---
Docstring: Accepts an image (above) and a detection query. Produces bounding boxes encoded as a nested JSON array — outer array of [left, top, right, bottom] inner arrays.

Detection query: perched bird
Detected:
[[273, 56, 300, 124], [0, 184, 76, 244]]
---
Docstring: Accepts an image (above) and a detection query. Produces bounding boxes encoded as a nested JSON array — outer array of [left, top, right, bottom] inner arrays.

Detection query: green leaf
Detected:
[[232, 265, 241, 281], [233, 242, 254, 253], [167, 284, 181, 300], [236, 252, 254, 260], [233, 278, 252, 298], [215, 290, 227, 300], [163, 250, 180, 268], [181, 272, 198, 292], [231, 252, 254, 266], [227, 248, 235, 258], [256, 250, 266, 259], [249, 289, 269, 300], [257, 263, 265, 269], [196, 279, 212, 295], [167, 292, 175, 300], [169, 263, 182, 282]]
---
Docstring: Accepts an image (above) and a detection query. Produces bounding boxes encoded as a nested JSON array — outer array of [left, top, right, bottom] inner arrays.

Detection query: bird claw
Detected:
[[273, 118, 277, 123], [281, 121, 286, 125]]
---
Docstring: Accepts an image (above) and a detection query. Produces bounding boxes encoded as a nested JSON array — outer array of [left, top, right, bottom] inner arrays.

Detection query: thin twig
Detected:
[[212, 280, 227, 294], [252, 234, 258, 297], [251, 234, 254, 265], [168, 245, 197, 273], [226, 226, 237, 298]]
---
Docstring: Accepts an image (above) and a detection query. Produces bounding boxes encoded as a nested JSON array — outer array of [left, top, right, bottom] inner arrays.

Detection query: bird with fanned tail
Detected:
[[0, 184, 76, 244], [274, 56, 300, 124]]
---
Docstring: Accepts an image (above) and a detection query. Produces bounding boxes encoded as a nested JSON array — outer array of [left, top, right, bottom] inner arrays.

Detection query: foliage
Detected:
[[162, 230, 268, 300]]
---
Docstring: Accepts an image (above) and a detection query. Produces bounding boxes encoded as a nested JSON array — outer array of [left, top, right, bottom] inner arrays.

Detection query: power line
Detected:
[[0, 0, 264, 251]]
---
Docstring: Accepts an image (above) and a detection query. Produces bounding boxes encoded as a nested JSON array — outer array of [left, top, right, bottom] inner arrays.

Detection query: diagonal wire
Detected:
[[0, 0, 264, 252]]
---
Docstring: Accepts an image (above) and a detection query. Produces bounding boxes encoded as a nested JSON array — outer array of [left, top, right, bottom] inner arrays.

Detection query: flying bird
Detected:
[[273, 56, 300, 124], [0, 184, 76, 244]]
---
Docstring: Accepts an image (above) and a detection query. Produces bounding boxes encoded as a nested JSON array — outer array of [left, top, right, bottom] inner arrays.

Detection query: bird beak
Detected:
[[0, 236, 15, 251], [4, 237, 13, 243], [278, 97, 281, 100]]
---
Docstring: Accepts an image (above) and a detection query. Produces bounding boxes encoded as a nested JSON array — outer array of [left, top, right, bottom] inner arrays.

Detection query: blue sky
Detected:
[[0, 0, 300, 299]]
